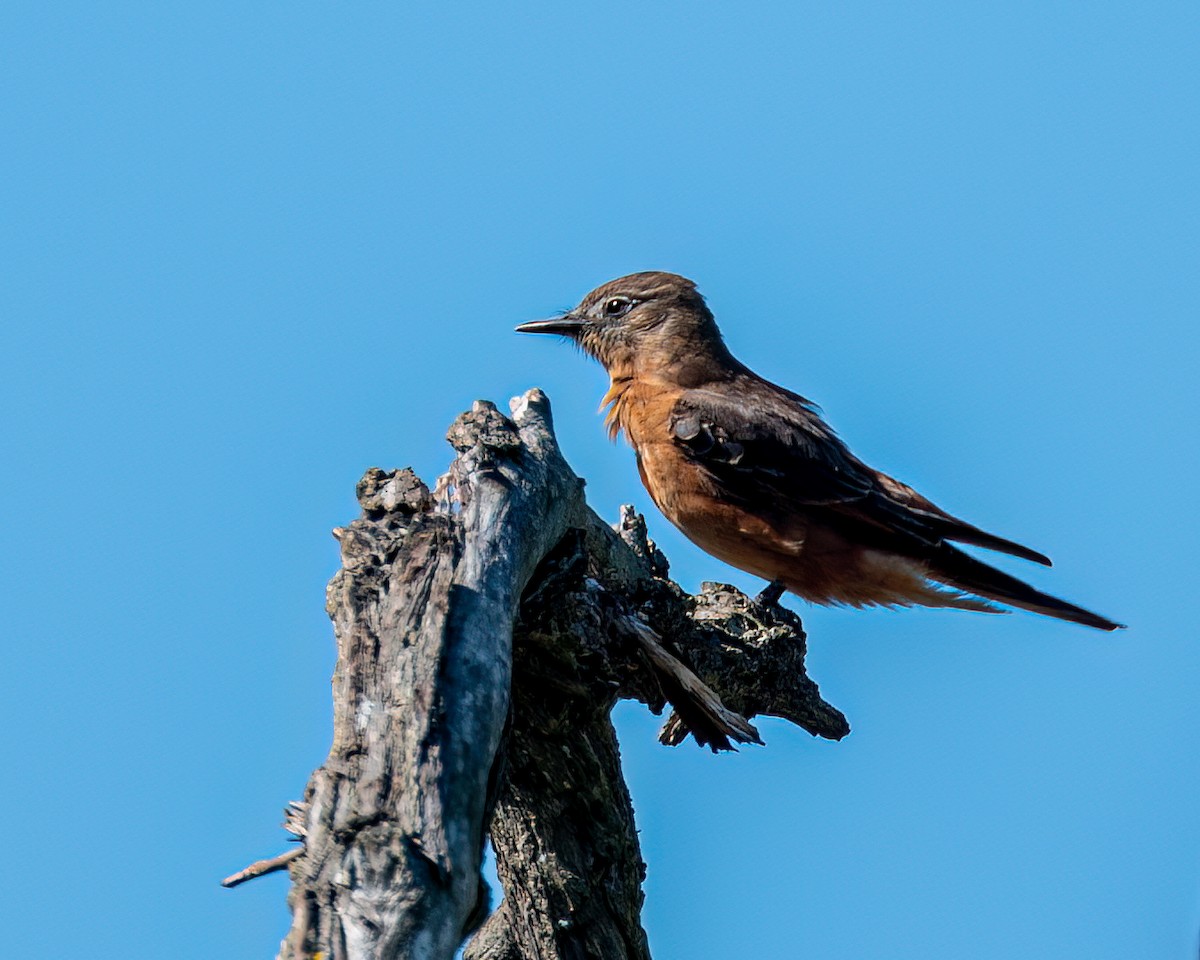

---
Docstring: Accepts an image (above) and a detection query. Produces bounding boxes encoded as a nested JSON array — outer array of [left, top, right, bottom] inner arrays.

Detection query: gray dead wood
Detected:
[[237, 389, 847, 960]]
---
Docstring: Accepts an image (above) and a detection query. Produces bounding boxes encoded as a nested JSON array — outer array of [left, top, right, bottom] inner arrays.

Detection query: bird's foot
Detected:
[[754, 579, 787, 607]]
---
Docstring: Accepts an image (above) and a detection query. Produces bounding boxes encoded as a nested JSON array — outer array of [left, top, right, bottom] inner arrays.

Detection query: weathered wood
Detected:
[[233, 389, 846, 960], [463, 534, 652, 960], [464, 498, 848, 960], [278, 393, 588, 960]]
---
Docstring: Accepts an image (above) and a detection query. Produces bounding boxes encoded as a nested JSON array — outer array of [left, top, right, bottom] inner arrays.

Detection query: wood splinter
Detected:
[[221, 846, 304, 889], [619, 614, 762, 750]]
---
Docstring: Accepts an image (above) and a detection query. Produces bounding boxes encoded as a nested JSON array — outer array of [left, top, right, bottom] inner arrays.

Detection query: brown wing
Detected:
[[668, 380, 1052, 565]]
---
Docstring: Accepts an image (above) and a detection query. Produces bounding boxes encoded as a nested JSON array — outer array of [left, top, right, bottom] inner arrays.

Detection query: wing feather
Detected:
[[669, 382, 1050, 564]]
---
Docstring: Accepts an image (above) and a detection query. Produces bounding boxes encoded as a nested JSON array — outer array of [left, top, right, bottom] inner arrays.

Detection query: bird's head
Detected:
[[516, 272, 732, 379]]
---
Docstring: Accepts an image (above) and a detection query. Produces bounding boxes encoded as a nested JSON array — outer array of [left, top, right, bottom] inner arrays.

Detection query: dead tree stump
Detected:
[[225, 389, 848, 960]]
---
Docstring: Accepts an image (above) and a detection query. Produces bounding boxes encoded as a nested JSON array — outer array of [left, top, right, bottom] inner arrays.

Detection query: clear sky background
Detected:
[[3, 3, 1198, 958]]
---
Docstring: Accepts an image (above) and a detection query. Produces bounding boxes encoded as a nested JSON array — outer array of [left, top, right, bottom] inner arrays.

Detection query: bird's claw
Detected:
[[755, 579, 786, 607]]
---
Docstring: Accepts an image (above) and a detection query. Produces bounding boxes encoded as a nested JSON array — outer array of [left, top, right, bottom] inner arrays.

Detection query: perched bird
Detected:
[[517, 272, 1122, 630]]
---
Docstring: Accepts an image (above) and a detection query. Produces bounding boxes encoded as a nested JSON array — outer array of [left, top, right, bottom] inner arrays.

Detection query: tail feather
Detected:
[[928, 545, 1124, 631]]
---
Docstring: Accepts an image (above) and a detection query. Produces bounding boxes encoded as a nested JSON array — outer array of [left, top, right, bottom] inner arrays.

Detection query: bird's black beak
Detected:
[[515, 314, 586, 336]]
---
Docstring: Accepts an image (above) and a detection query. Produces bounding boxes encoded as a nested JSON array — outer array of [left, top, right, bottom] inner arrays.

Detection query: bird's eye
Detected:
[[603, 297, 633, 317]]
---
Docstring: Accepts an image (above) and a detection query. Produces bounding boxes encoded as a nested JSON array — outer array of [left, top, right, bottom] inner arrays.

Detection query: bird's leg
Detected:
[[754, 579, 786, 607]]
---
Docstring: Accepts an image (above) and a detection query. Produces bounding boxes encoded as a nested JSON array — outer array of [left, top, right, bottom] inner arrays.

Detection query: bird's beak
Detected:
[[514, 314, 586, 336]]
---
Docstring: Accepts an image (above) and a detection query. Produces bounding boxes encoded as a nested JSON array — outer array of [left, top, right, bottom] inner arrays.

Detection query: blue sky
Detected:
[[2, 2, 1197, 958]]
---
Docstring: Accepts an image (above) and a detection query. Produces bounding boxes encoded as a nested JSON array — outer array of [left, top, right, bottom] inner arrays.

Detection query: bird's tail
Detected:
[[928, 545, 1124, 631]]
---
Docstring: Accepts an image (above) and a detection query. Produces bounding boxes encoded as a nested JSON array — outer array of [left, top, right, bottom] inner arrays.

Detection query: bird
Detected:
[[516, 271, 1123, 631]]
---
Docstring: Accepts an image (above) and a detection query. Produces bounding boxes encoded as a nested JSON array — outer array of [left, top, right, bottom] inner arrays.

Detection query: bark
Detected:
[[239, 389, 847, 960]]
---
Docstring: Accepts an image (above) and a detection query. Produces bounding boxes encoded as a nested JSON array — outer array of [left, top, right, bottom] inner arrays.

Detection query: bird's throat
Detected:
[[600, 372, 635, 442]]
